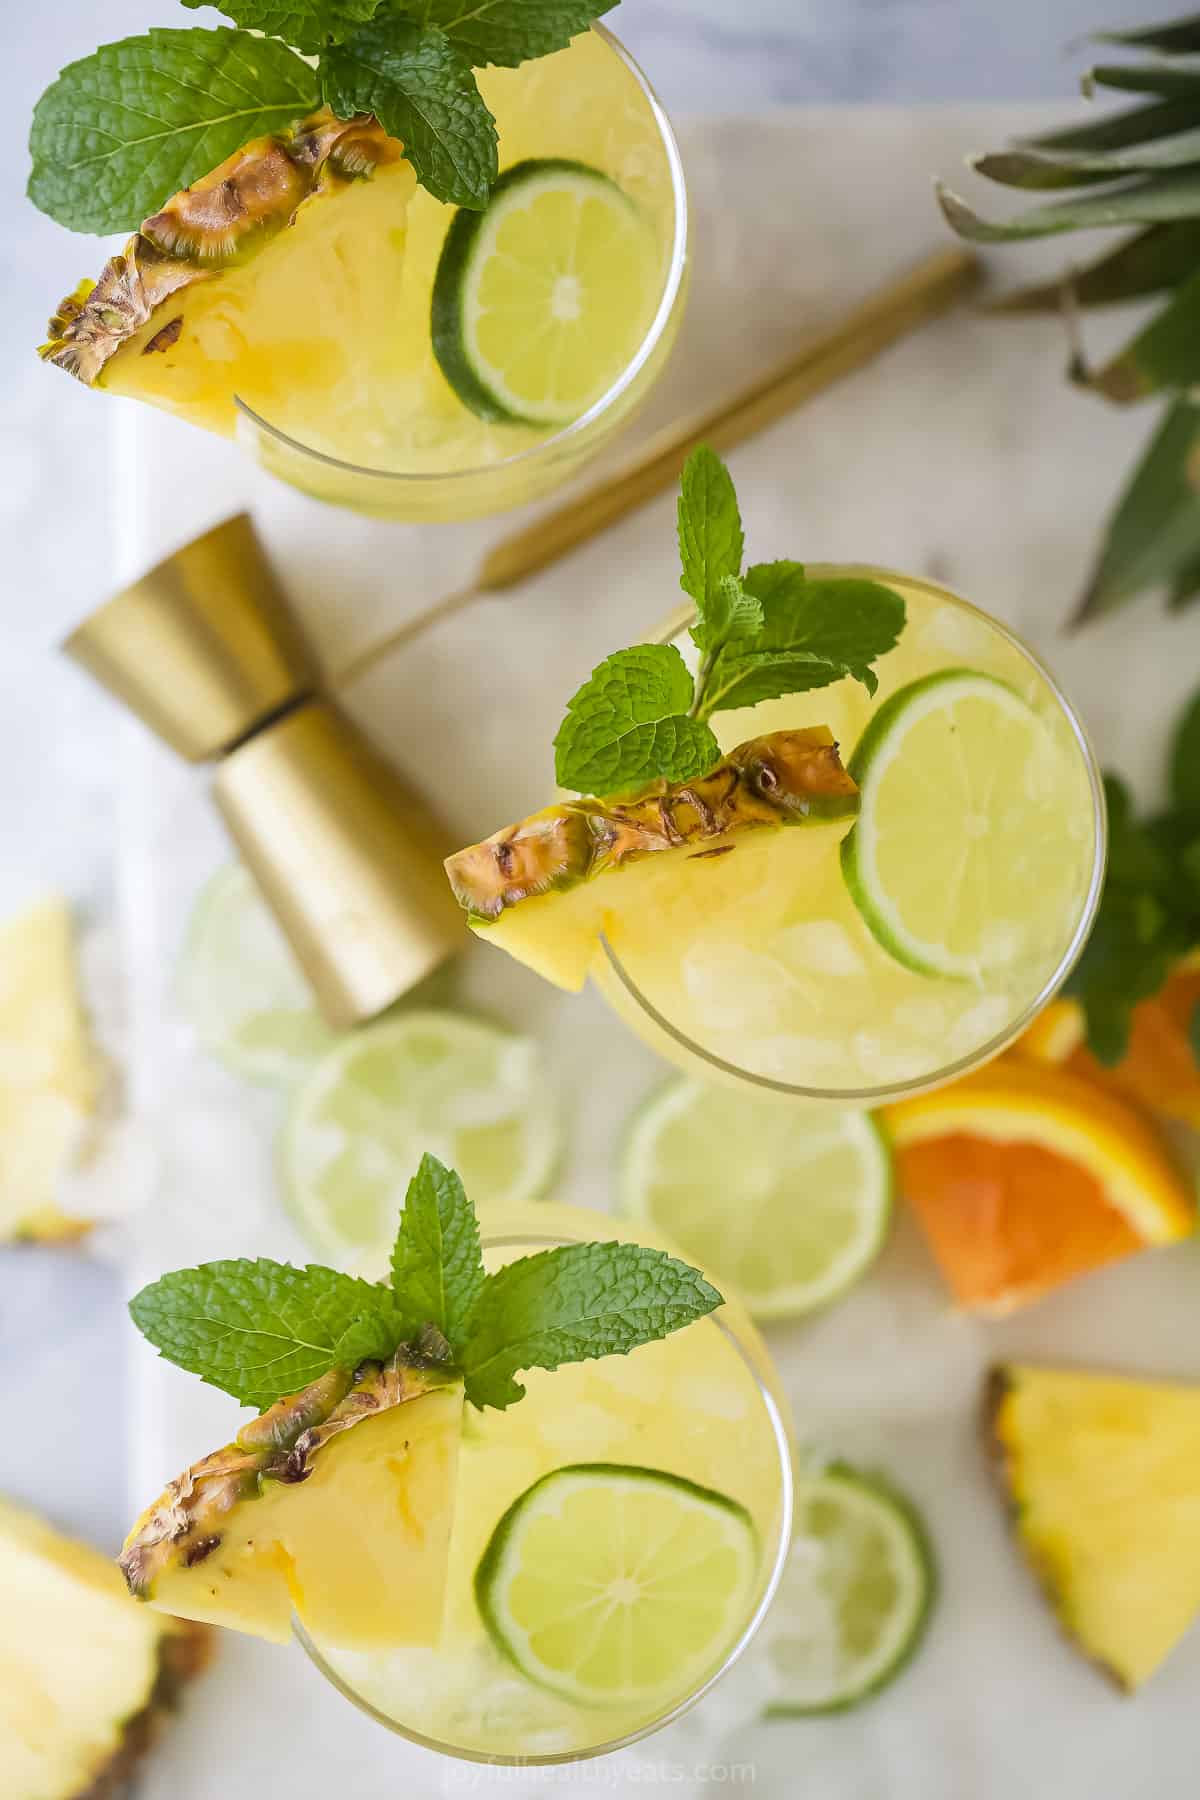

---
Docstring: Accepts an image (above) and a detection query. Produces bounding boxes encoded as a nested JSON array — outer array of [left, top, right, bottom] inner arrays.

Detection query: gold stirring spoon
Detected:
[[332, 244, 980, 690]]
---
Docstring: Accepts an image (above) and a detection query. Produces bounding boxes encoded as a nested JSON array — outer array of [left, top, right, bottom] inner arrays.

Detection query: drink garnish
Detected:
[[551, 446, 906, 795], [129, 1152, 721, 1412], [28, 1, 620, 229]]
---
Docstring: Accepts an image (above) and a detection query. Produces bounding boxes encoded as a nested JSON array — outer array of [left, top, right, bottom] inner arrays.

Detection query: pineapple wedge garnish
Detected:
[[989, 1363, 1200, 1690], [445, 726, 860, 990], [121, 1352, 463, 1648], [0, 1493, 209, 1800], [40, 108, 416, 444], [0, 896, 106, 1243]]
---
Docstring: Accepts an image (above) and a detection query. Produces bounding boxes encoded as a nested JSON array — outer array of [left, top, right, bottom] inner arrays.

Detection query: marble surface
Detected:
[[0, 0, 1191, 1788], [115, 103, 1200, 1800]]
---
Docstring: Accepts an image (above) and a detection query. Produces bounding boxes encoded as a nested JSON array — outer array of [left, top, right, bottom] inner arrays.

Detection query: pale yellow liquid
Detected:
[[592, 572, 1101, 1101], [241, 30, 685, 519], [305, 1205, 791, 1761]]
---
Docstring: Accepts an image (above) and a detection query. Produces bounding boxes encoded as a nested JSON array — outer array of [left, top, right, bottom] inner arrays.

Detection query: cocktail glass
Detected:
[[589, 569, 1106, 1105], [298, 1203, 793, 1763], [236, 27, 689, 522]]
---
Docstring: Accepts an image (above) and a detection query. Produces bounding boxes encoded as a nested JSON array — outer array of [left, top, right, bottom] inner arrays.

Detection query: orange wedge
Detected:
[[884, 1059, 1194, 1316], [1019, 953, 1200, 1131]]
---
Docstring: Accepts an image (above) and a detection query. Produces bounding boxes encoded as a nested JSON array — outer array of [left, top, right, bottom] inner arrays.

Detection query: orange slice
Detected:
[[1019, 953, 1200, 1131], [884, 1059, 1194, 1315]]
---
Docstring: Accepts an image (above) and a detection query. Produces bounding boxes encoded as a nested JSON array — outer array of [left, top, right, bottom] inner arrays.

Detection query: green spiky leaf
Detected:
[[937, 169, 1200, 245], [1024, 95, 1200, 153], [988, 223, 1200, 313], [1086, 57, 1200, 98], [1076, 266, 1200, 401], [1095, 14, 1200, 52], [1076, 394, 1200, 622]]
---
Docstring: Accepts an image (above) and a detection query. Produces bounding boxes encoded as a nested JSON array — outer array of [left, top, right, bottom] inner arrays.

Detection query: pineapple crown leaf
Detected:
[[553, 447, 906, 796], [28, 0, 620, 230], [128, 1155, 722, 1416], [937, 11, 1200, 624], [1064, 682, 1200, 1063]]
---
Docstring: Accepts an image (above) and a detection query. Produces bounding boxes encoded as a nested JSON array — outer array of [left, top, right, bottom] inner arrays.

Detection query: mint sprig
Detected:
[[28, 29, 318, 235], [29, 1, 618, 232], [554, 446, 906, 795], [129, 1154, 721, 1413]]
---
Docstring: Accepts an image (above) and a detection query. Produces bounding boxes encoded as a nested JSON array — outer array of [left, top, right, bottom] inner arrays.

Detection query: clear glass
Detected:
[[234, 28, 689, 522], [299, 1203, 794, 1764], [588, 569, 1106, 1106]]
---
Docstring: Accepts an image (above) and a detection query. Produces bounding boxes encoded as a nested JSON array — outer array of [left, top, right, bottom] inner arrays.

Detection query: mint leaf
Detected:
[[129, 1260, 406, 1410], [678, 445, 745, 627], [746, 565, 906, 697], [391, 1153, 485, 1354], [181, 0, 380, 54], [1170, 686, 1200, 813], [1190, 1000, 1200, 1067], [691, 573, 763, 659], [419, 0, 620, 68], [321, 19, 497, 207], [702, 647, 850, 715], [554, 644, 719, 794], [460, 1241, 722, 1411], [28, 29, 319, 235]]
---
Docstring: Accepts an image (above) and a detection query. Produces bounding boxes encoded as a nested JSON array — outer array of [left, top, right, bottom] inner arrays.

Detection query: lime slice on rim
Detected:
[[765, 1464, 935, 1715], [281, 1011, 560, 1261], [476, 1464, 759, 1709], [620, 1079, 892, 1320], [431, 158, 660, 426], [841, 668, 1085, 981], [174, 865, 338, 1086]]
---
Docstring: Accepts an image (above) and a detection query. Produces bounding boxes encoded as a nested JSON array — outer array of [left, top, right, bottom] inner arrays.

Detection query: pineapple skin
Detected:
[[122, 1348, 463, 1649], [446, 727, 860, 924], [0, 1494, 209, 1800], [39, 108, 403, 392], [987, 1363, 1200, 1691]]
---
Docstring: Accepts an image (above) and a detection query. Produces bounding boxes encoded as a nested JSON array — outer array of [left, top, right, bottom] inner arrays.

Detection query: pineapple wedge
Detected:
[[40, 109, 416, 444], [445, 727, 860, 990], [0, 1493, 209, 1800], [989, 1363, 1200, 1689], [0, 896, 105, 1243], [122, 1355, 463, 1649]]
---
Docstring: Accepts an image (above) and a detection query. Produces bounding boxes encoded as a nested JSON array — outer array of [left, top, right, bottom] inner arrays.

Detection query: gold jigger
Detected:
[[64, 516, 464, 1028]]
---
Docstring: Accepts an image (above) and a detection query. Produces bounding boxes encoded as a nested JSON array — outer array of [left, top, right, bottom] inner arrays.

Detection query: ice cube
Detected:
[[772, 919, 867, 979], [682, 942, 799, 1033], [948, 993, 1013, 1056], [741, 1034, 848, 1083], [919, 604, 994, 658], [979, 920, 1025, 967], [853, 1033, 932, 1085], [893, 996, 950, 1040]]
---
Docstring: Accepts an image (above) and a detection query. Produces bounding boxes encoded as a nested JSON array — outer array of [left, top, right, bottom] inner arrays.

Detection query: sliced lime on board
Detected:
[[842, 669, 1083, 980], [476, 1463, 759, 1709], [432, 158, 659, 426], [174, 864, 337, 1086], [281, 1011, 560, 1262], [620, 1078, 892, 1320], [765, 1464, 935, 1715]]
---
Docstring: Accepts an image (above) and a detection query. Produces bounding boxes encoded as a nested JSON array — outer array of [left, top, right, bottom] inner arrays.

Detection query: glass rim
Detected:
[[600, 566, 1109, 1107], [295, 1224, 795, 1767], [232, 23, 690, 487]]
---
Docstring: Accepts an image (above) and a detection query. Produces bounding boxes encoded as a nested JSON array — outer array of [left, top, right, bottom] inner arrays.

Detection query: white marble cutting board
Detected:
[[115, 108, 1200, 1800]]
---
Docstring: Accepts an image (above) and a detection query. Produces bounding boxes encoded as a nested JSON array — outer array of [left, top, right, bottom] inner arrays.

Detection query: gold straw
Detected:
[[332, 245, 980, 689]]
